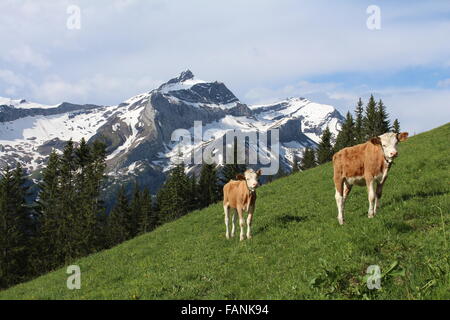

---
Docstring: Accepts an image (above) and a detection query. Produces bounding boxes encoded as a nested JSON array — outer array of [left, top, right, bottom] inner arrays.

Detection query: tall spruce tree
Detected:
[[188, 173, 200, 211], [156, 163, 190, 223], [108, 186, 131, 246], [0, 165, 30, 288], [363, 94, 378, 139], [138, 188, 154, 234], [130, 182, 142, 237], [393, 119, 401, 134], [300, 147, 316, 170], [34, 151, 62, 271], [376, 99, 390, 134], [70, 139, 108, 255], [58, 139, 79, 262], [88, 140, 108, 250], [74, 138, 97, 256], [334, 112, 355, 152], [316, 127, 334, 164], [354, 98, 365, 144]]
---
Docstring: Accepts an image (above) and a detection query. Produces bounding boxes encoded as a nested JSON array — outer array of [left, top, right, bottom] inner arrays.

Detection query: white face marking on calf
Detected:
[[379, 132, 400, 162], [244, 169, 261, 192]]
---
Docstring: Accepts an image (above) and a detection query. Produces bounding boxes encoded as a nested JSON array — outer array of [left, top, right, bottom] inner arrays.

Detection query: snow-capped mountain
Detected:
[[0, 70, 343, 192]]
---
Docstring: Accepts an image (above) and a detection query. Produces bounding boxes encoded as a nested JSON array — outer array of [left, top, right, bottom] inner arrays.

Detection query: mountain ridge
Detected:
[[0, 70, 344, 193]]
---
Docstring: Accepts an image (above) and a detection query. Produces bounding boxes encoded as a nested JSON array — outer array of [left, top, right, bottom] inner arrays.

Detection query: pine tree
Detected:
[[75, 138, 91, 169], [108, 186, 131, 246], [58, 139, 79, 262], [11, 164, 31, 278], [292, 154, 300, 173], [33, 151, 62, 272], [130, 182, 142, 237], [354, 98, 365, 144], [198, 164, 219, 208], [71, 139, 107, 255], [334, 112, 355, 152], [74, 138, 96, 256], [156, 163, 190, 223], [88, 140, 108, 250], [393, 119, 401, 134], [376, 99, 390, 135], [363, 94, 378, 139], [0, 165, 30, 288], [300, 148, 316, 170], [138, 188, 154, 234], [317, 127, 334, 164], [188, 173, 200, 211]]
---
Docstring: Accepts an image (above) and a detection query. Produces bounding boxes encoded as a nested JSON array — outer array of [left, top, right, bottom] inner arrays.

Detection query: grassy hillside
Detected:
[[1, 124, 449, 300]]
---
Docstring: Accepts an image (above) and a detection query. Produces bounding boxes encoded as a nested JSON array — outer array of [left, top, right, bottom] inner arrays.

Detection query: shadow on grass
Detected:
[[276, 214, 308, 224], [256, 214, 308, 234], [384, 221, 416, 233], [388, 190, 448, 204]]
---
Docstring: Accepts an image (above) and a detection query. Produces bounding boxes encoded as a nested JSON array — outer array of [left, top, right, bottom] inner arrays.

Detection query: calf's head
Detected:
[[371, 132, 409, 162], [236, 169, 262, 191]]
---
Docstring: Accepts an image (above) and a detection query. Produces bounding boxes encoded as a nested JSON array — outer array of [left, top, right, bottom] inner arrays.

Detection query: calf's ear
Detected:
[[256, 169, 262, 176], [235, 174, 245, 180], [397, 132, 409, 142], [370, 137, 381, 145]]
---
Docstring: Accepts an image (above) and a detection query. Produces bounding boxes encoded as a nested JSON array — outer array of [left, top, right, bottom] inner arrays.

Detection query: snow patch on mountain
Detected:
[[0, 70, 343, 189], [0, 97, 59, 109]]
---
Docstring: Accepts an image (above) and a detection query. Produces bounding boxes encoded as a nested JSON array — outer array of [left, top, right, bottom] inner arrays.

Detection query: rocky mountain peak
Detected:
[[166, 69, 195, 85], [0, 71, 343, 198]]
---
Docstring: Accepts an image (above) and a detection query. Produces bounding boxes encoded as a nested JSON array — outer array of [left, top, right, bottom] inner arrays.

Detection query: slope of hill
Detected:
[[1, 124, 448, 300]]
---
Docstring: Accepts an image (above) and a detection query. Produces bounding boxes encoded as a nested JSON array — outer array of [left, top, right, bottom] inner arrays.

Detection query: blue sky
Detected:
[[0, 0, 449, 133]]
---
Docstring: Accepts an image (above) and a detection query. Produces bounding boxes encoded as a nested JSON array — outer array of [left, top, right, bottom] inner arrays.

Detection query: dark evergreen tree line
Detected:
[[0, 139, 227, 289]]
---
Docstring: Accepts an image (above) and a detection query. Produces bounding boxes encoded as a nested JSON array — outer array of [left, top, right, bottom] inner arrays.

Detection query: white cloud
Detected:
[[437, 78, 450, 88], [113, 0, 138, 11], [0, 1, 448, 133], [30, 73, 162, 105], [3, 45, 51, 69], [0, 69, 26, 87], [379, 88, 450, 134], [245, 81, 341, 104]]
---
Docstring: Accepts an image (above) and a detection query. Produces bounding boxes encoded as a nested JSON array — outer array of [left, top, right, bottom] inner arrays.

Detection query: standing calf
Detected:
[[332, 132, 408, 225], [223, 169, 261, 240]]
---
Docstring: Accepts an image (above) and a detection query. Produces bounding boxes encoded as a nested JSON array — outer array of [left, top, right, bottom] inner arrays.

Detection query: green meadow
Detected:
[[1, 123, 449, 300]]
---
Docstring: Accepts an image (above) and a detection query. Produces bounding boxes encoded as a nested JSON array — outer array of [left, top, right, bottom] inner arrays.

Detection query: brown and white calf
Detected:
[[223, 169, 262, 240], [332, 132, 409, 225]]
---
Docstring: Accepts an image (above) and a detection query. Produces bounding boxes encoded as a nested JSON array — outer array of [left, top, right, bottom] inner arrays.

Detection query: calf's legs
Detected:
[[231, 210, 236, 237], [246, 213, 253, 239], [224, 206, 253, 240], [237, 207, 246, 241], [224, 205, 230, 239], [335, 190, 345, 225], [367, 180, 377, 218], [375, 183, 384, 210], [334, 178, 349, 225]]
